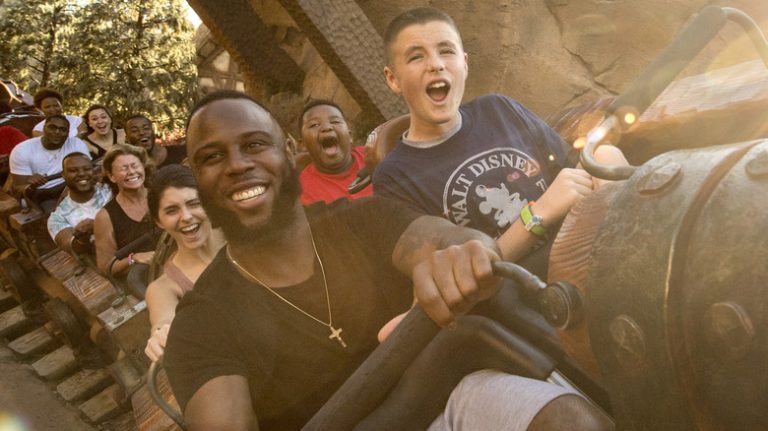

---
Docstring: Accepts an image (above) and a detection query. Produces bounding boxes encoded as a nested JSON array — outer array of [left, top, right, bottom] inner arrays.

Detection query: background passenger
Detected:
[[30, 88, 83, 137], [47, 152, 112, 254], [298, 99, 372, 205], [144, 164, 224, 362], [81, 104, 126, 159], [125, 114, 186, 169], [10, 114, 90, 212], [94, 144, 157, 276]]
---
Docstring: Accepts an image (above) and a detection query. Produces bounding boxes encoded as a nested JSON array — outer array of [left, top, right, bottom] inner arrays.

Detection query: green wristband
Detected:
[[520, 203, 547, 237]]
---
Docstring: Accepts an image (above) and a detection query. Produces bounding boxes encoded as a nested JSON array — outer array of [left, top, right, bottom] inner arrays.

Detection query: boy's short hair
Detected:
[[298, 99, 345, 132], [383, 7, 461, 64], [33, 89, 63, 109]]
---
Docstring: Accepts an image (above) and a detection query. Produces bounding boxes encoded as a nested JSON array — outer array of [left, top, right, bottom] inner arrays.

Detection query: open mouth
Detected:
[[179, 223, 201, 237], [426, 81, 450, 102], [76, 179, 91, 186], [125, 175, 142, 185], [232, 185, 266, 202], [319, 136, 340, 157]]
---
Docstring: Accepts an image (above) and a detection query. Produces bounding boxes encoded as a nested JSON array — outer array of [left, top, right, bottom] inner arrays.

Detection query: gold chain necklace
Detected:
[[225, 230, 347, 348]]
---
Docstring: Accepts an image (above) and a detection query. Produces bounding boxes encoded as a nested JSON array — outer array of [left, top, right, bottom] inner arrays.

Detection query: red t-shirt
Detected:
[[299, 146, 373, 205], [0, 126, 27, 155]]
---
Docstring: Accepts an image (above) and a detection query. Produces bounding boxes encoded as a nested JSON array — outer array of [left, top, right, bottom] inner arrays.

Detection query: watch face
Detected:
[[531, 215, 543, 224]]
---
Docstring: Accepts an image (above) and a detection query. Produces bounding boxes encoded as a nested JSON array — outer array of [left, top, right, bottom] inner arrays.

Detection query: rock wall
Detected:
[[357, 0, 767, 118], [223, 0, 766, 140]]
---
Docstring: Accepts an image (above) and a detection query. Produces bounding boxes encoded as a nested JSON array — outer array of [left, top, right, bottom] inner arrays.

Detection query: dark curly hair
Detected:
[[33, 88, 63, 109]]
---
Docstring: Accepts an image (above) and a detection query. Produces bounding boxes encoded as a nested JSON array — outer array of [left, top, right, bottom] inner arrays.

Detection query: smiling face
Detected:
[[108, 154, 145, 192], [39, 97, 63, 116], [156, 186, 211, 250], [62, 155, 95, 194], [301, 104, 353, 174], [125, 117, 156, 152], [384, 20, 468, 141], [87, 108, 112, 136], [187, 98, 301, 245]]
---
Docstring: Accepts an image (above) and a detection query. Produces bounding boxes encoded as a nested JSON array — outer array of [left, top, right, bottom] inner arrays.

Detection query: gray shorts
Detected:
[[428, 370, 578, 431]]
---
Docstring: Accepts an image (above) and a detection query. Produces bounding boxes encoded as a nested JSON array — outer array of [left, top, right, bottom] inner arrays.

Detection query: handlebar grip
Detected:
[[114, 231, 156, 260]]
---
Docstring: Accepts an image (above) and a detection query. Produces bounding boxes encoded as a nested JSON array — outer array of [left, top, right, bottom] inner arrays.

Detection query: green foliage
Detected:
[[0, 0, 197, 132]]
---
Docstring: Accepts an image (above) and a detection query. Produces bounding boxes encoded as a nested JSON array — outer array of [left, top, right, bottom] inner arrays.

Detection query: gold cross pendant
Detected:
[[329, 326, 347, 348]]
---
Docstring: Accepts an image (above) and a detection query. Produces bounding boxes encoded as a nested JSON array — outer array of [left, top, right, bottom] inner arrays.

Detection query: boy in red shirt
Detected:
[[298, 99, 372, 205]]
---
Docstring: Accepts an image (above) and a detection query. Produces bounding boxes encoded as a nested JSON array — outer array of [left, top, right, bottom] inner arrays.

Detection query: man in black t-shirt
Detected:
[[164, 91, 609, 431]]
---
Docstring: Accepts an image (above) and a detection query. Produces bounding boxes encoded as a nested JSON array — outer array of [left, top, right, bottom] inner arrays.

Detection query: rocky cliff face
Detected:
[[211, 0, 766, 138], [357, 0, 767, 118]]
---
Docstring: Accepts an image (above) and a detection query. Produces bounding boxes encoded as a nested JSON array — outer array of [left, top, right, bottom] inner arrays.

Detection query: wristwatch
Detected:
[[520, 202, 547, 237]]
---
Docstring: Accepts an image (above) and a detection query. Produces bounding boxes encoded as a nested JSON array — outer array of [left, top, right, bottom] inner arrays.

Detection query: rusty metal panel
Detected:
[[585, 139, 767, 430]]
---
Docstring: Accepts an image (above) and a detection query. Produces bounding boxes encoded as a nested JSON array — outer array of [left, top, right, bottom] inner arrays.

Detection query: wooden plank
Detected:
[[31, 345, 78, 380], [188, 0, 304, 92], [57, 368, 113, 402], [0, 304, 32, 338], [62, 268, 119, 316], [8, 326, 57, 357], [132, 371, 182, 431], [277, 0, 407, 122], [0, 286, 17, 312], [40, 250, 81, 282], [78, 384, 125, 424], [99, 298, 151, 373]]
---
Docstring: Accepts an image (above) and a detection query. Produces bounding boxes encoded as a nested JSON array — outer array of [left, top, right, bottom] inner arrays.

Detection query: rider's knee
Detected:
[[528, 394, 614, 431]]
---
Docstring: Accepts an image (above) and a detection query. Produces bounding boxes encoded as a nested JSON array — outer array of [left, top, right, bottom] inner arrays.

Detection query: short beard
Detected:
[[200, 162, 303, 247]]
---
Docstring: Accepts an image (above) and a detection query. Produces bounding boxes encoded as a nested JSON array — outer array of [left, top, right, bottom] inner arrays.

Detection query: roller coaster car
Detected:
[[0, 177, 161, 397], [140, 5, 768, 430]]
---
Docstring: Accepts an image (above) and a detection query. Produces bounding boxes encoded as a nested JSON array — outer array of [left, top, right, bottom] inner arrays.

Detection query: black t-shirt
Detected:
[[158, 144, 187, 169], [164, 197, 419, 430]]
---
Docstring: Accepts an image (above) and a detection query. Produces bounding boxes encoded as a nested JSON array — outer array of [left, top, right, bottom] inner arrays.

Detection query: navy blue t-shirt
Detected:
[[373, 94, 571, 239]]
